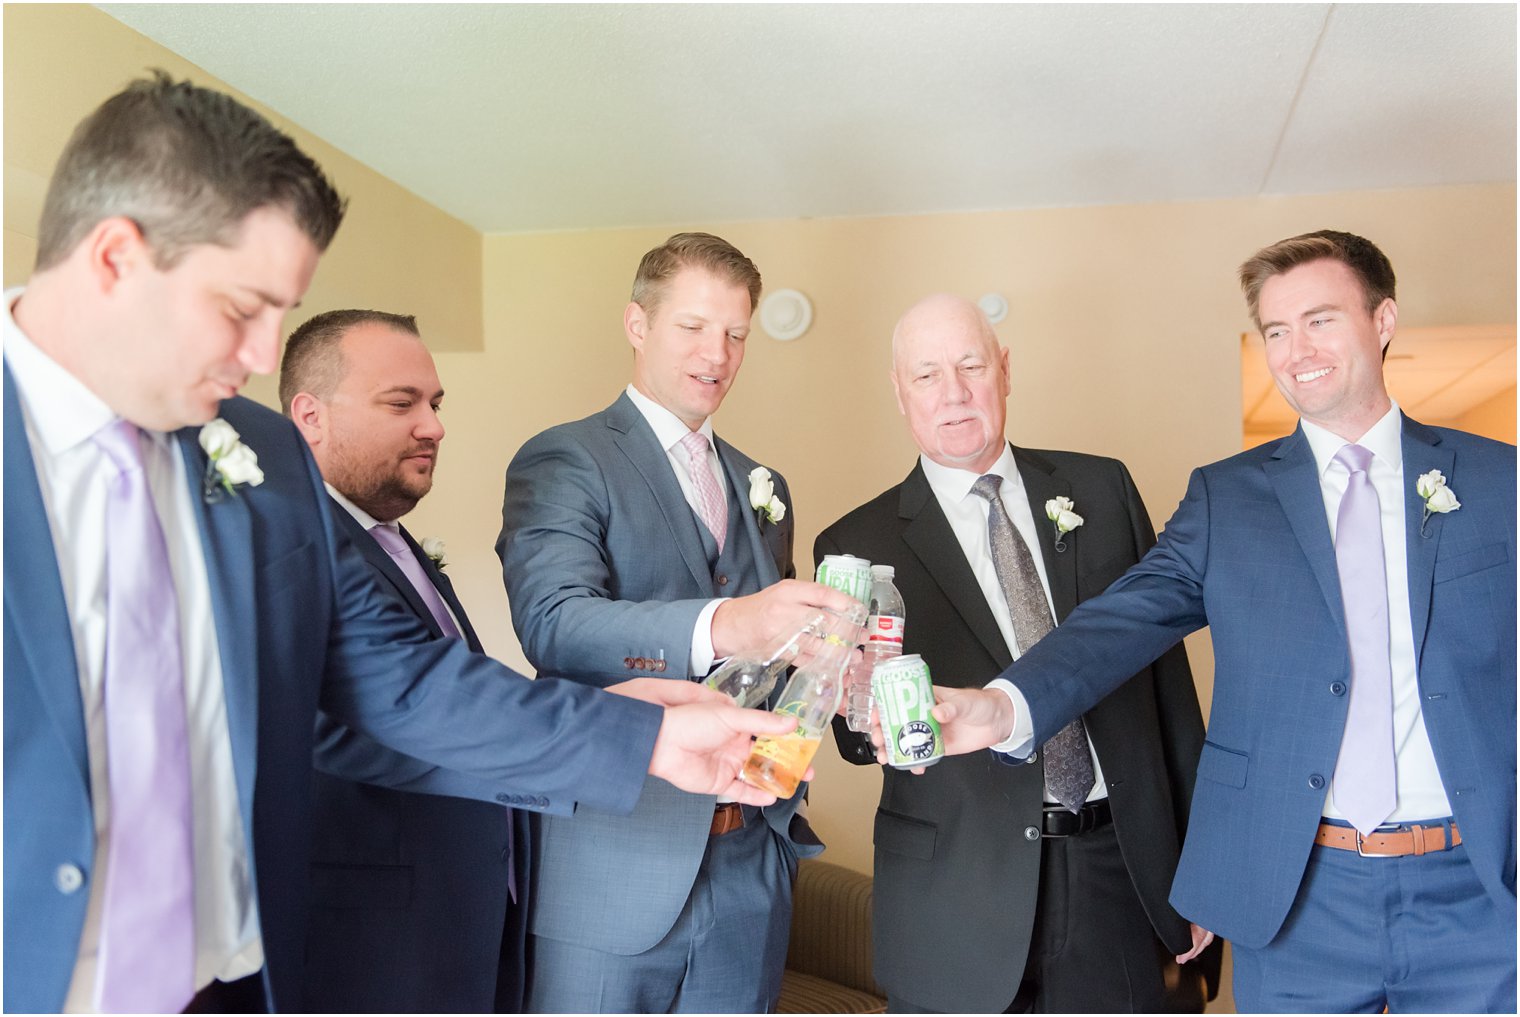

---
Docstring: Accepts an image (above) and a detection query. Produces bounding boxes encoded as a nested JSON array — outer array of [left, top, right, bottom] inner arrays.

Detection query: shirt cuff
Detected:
[[689, 599, 723, 677], [985, 678, 1036, 757]]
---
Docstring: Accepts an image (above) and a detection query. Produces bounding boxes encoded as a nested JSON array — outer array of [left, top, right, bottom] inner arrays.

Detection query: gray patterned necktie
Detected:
[[973, 474, 1095, 814]]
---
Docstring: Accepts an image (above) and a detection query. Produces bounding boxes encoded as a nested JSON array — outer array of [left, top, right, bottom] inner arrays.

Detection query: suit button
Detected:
[[624, 657, 635, 669], [1023, 826, 1041, 842], [1027, 751, 1038, 764], [1308, 773, 1326, 790], [716, 574, 729, 586], [1330, 681, 1347, 696], [55, 864, 84, 894], [656, 660, 667, 672], [496, 793, 512, 804], [536, 797, 549, 807], [500, 847, 511, 862]]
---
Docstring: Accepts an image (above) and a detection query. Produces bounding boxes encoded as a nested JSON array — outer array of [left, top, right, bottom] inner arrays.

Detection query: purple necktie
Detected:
[[679, 431, 727, 553], [93, 419, 196, 1013], [1329, 444, 1397, 835], [368, 524, 462, 640]]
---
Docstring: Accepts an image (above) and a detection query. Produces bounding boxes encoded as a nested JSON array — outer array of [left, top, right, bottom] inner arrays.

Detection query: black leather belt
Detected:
[[1042, 799, 1112, 837]]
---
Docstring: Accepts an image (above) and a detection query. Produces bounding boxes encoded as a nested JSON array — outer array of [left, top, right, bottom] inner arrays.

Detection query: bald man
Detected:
[[820, 295, 1220, 1013]]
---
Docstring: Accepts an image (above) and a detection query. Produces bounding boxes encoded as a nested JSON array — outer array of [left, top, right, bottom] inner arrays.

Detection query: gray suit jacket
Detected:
[[498, 392, 817, 955]]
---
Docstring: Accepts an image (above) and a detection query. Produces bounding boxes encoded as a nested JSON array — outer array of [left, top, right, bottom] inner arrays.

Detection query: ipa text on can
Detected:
[[871, 653, 943, 768], [816, 554, 873, 606]]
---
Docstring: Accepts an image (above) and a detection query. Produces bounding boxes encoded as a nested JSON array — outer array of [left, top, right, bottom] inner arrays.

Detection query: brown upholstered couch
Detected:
[[777, 860, 887, 1014]]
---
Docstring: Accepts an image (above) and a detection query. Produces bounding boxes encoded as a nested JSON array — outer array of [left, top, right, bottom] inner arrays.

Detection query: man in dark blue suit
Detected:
[[924, 231, 1516, 1012], [3, 73, 794, 1014], [279, 308, 530, 1012]]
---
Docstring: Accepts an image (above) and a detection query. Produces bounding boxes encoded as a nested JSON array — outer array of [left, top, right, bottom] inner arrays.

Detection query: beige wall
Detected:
[[399, 183, 1516, 884], [1454, 385, 1518, 443], [2, 2, 485, 405]]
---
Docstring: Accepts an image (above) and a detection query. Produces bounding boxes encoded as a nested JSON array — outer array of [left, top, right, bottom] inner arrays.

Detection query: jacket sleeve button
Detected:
[[1023, 826, 1041, 842]]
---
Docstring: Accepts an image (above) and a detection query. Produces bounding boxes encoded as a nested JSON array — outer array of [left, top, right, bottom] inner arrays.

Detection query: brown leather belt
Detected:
[[1315, 821, 1461, 857], [1042, 798, 1112, 837], [711, 802, 745, 836]]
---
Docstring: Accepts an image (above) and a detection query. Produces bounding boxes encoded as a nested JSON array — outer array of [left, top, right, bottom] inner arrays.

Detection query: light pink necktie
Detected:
[[93, 419, 196, 1013], [368, 524, 462, 640], [679, 430, 727, 553], [1329, 444, 1397, 835]]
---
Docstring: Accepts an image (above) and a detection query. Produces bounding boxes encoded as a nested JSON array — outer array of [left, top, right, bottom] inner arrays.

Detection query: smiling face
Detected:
[[891, 294, 1011, 474], [626, 266, 753, 430], [1258, 258, 1396, 442], [316, 322, 446, 522], [90, 206, 319, 431]]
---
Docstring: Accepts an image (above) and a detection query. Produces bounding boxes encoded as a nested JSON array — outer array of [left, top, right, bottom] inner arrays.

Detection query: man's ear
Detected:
[[288, 391, 328, 447], [84, 216, 154, 295], [624, 301, 648, 353], [890, 367, 906, 416]]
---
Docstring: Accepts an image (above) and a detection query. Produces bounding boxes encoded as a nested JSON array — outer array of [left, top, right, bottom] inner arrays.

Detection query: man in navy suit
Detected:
[[3, 73, 794, 1014], [922, 231, 1516, 1012], [280, 308, 531, 1012]]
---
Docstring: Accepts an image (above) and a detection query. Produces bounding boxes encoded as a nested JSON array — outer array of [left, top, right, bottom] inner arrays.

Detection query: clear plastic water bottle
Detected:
[[846, 564, 907, 732]]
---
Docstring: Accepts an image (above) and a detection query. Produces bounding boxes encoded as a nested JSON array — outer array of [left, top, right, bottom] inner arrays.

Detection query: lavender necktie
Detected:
[[1329, 444, 1397, 835], [93, 419, 196, 1013], [368, 524, 462, 640], [972, 474, 1095, 814], [679, 430, 727, 553]]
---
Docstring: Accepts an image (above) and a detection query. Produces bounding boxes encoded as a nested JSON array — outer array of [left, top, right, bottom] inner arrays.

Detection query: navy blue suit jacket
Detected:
[[303, 507, 532, 1013], [3, 375, 662, 1013], [1000, 417, 1516, 948]]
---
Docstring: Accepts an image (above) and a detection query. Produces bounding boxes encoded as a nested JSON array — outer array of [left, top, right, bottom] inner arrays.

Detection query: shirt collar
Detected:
[[3, 286, 118, 457], [625, 383, 715, 454], [1300, 401, 1404, 478], [919, 441, 1020, 504], [324, 481, 389, 529]]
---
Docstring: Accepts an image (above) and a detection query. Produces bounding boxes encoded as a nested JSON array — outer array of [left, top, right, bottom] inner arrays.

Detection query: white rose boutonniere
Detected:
[[1045, 496, 1084, 552], [1415, 469, 1460, 537], [748, 466, 787, 526], [420, 536, 448, 570], [198, 418, 264, 502]]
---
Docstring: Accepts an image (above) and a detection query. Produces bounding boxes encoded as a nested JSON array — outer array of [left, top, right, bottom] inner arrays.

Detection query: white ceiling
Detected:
[[99, 3, 1516, 235], [1242, 324, 1517, 437]]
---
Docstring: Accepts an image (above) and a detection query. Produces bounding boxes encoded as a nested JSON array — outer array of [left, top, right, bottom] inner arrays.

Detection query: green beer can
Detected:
[[872, 653, 943, 768], [815, 554, 873, 605]]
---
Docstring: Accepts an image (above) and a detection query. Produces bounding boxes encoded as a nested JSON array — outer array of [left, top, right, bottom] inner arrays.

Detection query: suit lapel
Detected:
[[606, 394, 713, 591], [715, 437, 782, 586], [331, 504, 437, 632], [3, 364, 89, 787], [899, 462, 1013, 670], [1399, 415, 1450, 666], [400, 522, 485, 652], [176, 427, 259, 817], [1263, 426, 1345, 630], [1012, 446, 1079, 622]]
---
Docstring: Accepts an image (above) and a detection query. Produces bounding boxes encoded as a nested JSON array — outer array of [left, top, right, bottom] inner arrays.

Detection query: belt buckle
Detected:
[[1354, 828, 1372, 857]]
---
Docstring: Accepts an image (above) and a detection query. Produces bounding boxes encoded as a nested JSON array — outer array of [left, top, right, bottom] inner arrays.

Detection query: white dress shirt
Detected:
[[1300, 403, 1451, 823], [920, 446, 1108, 804], [624, 383, 727, 677], [4, 291, 262, 1013], [325, 483, 464, 635]]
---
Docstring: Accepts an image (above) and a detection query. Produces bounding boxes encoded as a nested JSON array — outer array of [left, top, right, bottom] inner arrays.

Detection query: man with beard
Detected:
[[280, 309, 530, 1012]]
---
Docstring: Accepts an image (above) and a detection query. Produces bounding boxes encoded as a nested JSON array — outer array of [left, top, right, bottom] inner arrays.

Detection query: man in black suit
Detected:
[[822, 294, 1221, 1013], [281, 309, 527, 1012]]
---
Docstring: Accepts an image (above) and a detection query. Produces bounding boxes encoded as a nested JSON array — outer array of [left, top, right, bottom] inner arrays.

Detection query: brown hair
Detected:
[[1238, 229, 1397, 331], [630, 232, 762, 316], [279, 309, 419, 413], [36, 70, 346, 271]]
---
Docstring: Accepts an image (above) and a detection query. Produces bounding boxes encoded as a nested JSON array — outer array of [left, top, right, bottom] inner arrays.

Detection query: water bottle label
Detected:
[[867, 614, 905, 646]]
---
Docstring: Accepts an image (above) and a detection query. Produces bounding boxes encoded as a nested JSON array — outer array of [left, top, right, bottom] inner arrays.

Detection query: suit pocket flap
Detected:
[[1433, 542, 1510, 584], [874, 808, 937, 861], [1197, 741, 1249, 789], [310, 863, 413, 910]]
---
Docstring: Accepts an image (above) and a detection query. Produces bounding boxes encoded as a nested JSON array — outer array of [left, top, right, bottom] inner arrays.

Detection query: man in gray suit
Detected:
[[498, 232, 854, 1012]]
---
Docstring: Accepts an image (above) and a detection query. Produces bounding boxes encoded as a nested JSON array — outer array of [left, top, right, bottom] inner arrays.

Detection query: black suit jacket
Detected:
[[304, 506, 532, 1012], [820, 447, 1220, 1012]]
